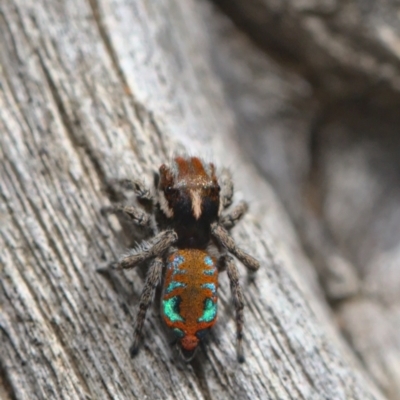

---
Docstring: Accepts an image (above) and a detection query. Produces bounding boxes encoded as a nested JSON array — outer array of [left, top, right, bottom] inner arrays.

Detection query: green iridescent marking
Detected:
[[166, 281, 186, 294], [172, 270, 186, 276], [204, 256, 213, 266], [163, 296, 184, 322], [172, 255, 184, 267], [201, 283, 216, 294], [173, 328, 184, 338], [198, 298, 217, 323], [203, 269, 214, 276], [169, 255, 185, 275]]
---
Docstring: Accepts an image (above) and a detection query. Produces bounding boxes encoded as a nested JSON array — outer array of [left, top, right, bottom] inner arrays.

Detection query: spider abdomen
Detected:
[[161, 249, 218, 359]]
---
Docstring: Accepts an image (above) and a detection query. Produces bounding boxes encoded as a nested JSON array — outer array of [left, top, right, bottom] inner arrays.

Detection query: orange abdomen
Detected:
[[162, 249, 218, 352]]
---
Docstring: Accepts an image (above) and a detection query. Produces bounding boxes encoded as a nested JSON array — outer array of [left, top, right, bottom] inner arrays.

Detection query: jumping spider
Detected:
[[103, 156, 260, 362]]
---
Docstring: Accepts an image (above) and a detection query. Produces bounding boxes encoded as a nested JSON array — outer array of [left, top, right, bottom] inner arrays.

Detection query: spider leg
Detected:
[[114, 178, 154, 203], [211, 223, 260, 272], [113, 230, 177, 270], [102, 204, 155, 235], [220, 255, 245, 363], [130, 256, 163, 357], [219, 168, 234, 211], [220, 201, 248, 230]]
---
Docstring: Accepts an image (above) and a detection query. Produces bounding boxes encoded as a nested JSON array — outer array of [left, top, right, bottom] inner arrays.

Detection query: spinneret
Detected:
[[102, 156, 260, 362]]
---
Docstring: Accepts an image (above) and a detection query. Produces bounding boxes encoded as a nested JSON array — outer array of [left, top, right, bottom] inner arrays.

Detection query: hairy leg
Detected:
[[221, 255, 245, 363], [113, 230, 177, 270], [102, 204, 154, 234], [130, 257, 163, 357], [220, 201, 248, 230], [219, 168, 234, 211], [113, 178, 154, 202], [211, 223, 259, 272]]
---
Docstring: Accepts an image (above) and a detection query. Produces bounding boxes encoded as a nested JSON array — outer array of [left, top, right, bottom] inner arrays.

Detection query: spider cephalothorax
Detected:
[[157, 157, 220, 248], [103, 156, 259, 362]]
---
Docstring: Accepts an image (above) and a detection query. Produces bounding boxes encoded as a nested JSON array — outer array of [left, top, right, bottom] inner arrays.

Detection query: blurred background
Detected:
[[207, 1, 400, 398]]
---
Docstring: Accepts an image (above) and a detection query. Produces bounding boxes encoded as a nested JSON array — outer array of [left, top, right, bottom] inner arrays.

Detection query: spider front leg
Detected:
[[221, 201, 248, 230], [130, 256, 163, 357], [114, 178, 154, 203], [102, 204, 155, 235], [220, 255, 245, 363], [211, 223, 260, 272], [219, 168, 234, 210], [113, 230, 177, 270]]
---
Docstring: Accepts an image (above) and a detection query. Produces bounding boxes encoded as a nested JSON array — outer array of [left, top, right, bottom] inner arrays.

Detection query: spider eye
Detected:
[[209, 185, 220, 196], [165, 186, 177, 195]]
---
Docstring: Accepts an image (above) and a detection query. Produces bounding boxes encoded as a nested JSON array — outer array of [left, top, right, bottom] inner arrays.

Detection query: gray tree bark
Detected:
[[209, 1, 400, 399], [0, 0, 397, 399]]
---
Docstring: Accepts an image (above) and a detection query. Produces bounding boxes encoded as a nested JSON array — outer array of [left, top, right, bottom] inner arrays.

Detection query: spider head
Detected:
[[157, 157, 220, 223]]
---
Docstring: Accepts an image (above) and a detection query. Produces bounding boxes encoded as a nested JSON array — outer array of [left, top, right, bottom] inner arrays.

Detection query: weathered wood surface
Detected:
[[208, 1, 400, 399], [0, 0, 396, 399]]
